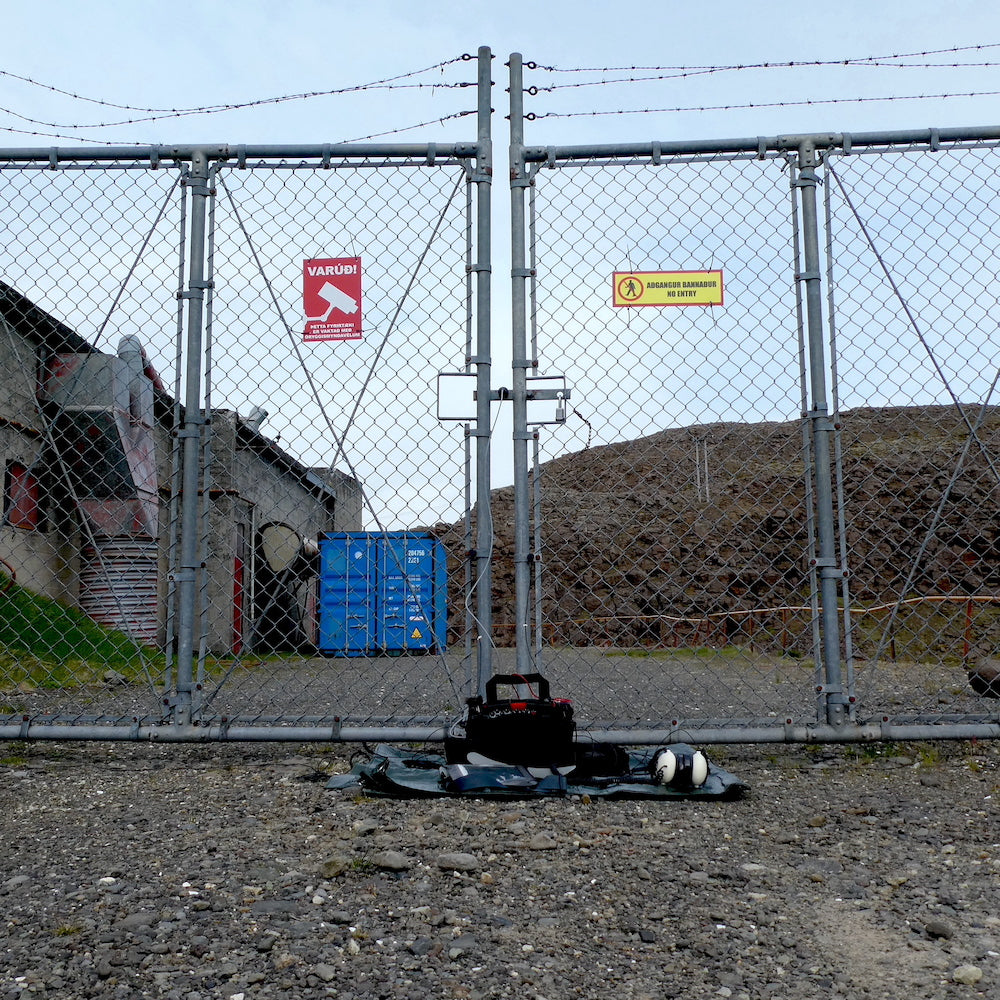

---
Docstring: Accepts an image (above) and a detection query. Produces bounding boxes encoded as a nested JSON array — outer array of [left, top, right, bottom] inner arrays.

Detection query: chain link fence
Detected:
[[0, 78, 495, 739], [1, 52, 999, 743], [506, 61, 1000, 741]]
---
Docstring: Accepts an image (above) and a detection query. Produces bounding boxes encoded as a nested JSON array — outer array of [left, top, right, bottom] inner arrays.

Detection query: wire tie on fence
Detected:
[[841, 133, 852, 156], [929, 128, 941, 151], [19, 715, 30, 739]]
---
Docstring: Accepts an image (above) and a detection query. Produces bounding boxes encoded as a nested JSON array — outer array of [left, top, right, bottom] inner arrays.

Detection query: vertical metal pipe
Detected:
[[532, 431, 543, 658], [473, 45, 494, 696], [509, 52, 533, 675], [164, 165, 190, 681], [796, 141, 848, 727], [823, 151, 856, 710], [174, 150, 211, 726]]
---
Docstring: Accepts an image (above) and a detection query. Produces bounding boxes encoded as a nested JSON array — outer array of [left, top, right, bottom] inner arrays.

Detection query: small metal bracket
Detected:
[[426, 143, 437, 166], [841, 133, 852, 156], [795, 270, 821, 281], [651, 142, 662, 165], [929, 128, 941, 152], [511, 267, 534, 278], [525, 388, 571, 402]]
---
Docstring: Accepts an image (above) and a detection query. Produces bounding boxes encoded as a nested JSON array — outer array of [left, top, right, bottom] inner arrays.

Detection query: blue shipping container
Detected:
[[318, 531, 447, 656]]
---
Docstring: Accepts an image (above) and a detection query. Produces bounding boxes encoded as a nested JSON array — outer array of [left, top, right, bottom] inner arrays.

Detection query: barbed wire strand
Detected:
[[532, 60, 1000, 93], [0, 55, 471, 115], [0, 110, 476, 149], [529, 89, 1000, 121], [531, 42, 1000, 73], [0, 81, 476, 133]]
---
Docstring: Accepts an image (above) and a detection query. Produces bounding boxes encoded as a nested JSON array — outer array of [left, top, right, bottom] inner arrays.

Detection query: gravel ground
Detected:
[[1, 739, 998, 1000]]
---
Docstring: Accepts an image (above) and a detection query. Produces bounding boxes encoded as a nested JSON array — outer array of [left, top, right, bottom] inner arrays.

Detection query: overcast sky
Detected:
[[4, 2, 1000, 525], [2, 1, 1000, 148]]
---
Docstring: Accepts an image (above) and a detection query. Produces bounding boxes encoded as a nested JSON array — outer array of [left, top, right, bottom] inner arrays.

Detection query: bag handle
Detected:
[[485, 673, 550, 703]]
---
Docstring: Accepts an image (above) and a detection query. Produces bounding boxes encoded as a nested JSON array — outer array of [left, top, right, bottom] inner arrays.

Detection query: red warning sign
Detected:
[[303, 257, 362, 342]]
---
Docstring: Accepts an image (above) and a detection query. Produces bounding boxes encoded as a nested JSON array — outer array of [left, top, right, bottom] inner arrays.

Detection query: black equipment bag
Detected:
[[445, 673, 575, 769]]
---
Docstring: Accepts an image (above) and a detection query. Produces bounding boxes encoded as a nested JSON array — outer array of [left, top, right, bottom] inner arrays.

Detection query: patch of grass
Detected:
[[53, 925, 83, 937], [914, 743, 943, 769], [0, 580, 163, 691]]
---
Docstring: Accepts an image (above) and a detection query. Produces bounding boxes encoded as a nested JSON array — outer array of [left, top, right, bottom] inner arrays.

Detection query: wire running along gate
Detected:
[[1, 48, 999, 744]]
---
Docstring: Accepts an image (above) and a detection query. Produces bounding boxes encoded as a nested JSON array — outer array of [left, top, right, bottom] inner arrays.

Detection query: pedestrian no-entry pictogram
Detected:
[[303, 257, 362, 341], [613, 269, 724, 307]]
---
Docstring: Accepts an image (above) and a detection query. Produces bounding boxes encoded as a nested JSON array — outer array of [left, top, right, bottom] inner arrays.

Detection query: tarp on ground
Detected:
[[326, 743, 748, 800]]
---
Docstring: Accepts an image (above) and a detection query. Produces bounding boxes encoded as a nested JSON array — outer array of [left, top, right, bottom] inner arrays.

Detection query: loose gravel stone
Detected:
[[0, 741, 997, 1000], [435, 852, 480, 872]]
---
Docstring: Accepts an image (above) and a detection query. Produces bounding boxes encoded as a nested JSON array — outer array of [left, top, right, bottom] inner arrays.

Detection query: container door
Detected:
[[378, 533, 437, 653], [319, 533, 376, 656]]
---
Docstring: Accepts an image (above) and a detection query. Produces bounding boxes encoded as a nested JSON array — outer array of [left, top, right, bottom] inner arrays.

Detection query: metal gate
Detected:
[[1, 50, 999, 743], [506, 55, 1000, 743]]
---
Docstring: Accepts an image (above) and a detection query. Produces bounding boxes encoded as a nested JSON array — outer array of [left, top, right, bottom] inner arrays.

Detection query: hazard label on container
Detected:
[[411, 628, 423, 640], [303, 258, 362, 341], [613, 270, 724, 307]]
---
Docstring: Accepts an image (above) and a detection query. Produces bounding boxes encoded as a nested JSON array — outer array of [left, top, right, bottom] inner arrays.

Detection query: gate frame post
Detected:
[[508, 52, 535, 677], [472, 45, 495, 698], [173, 149, 212, 727], [795, 139, 850, 727]]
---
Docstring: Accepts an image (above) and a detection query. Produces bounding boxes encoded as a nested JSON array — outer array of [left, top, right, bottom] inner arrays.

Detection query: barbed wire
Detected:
[[527, 89, 1000, 121], [0, 107, 477, 148], [0, 55, 470, 116], [0, 79, 475, 133], [530, 42, 1000, 74]]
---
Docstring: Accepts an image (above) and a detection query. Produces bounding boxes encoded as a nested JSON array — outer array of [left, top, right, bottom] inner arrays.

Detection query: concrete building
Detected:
[[0, 282, 361, 654]]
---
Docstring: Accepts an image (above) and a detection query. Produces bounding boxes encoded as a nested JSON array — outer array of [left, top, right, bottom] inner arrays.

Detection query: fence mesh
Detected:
[[511, 136, 1000, 736], [0, 150, 482, 735], [1, 122, 1000, 742]]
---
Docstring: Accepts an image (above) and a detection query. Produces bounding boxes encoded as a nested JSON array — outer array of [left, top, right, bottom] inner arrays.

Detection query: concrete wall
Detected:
[[0, 303, 362, 655]]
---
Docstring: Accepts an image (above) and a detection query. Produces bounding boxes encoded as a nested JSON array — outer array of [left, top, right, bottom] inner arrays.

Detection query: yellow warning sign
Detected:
[[613, 270, 724, 307], [410, 628, 423, 640]]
